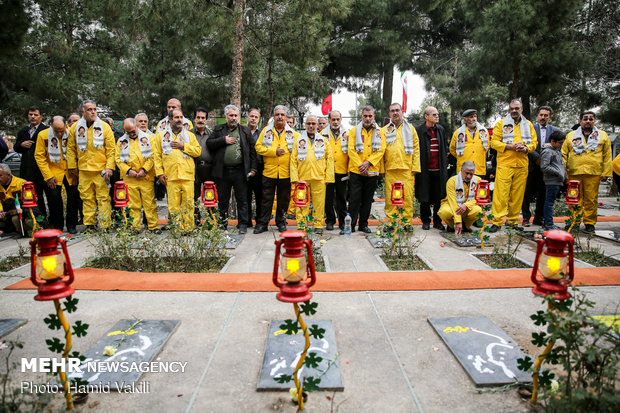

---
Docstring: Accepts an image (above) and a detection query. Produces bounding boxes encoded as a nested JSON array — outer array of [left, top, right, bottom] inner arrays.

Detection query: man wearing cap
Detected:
[[450, 109, 490, 179], [489, 99, 537, 232]]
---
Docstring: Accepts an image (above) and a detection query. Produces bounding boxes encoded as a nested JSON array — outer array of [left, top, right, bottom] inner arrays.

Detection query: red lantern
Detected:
[[201, 181, 218, 208], [272, 230, 316, 303], [391, 181, 404, 206], [21, 181, 37, 208], [113, 181, 129, 208], [293, 181, 309, 208], [565, 180, 580, 206], [29, 229, 75, 301], [475, 180, 490, 206], [531, 230, 574, 301]]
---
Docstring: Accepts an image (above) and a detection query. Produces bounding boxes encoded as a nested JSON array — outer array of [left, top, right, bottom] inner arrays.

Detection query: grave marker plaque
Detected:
[[258, 320, 343, 391], [428, 316, 532, 386]]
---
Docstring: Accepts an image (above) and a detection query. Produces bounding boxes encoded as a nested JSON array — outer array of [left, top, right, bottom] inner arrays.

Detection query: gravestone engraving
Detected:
[[66, 319, 180, 390], [441, 232, 494, 247], [594, 227, 620, 244], [428, 316, 532, 386], [0, 319, 27, 338], [224, 234, 244, 249], [258, 320, 343, 391]]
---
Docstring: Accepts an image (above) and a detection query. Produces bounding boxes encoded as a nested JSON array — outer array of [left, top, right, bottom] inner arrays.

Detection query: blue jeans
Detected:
[[544, 184, 561, 228]]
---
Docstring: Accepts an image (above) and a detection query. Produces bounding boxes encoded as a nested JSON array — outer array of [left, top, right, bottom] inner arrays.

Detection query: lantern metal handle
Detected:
[[272, 238, 284, 288], [59, 237, 75, 286], [530, 238, 545, 285], [303, 239, 316, 288], [29, 238, 39, 286]]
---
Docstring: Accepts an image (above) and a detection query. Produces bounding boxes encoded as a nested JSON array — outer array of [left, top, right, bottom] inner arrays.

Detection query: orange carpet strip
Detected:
[[6, 267, 619, 293]]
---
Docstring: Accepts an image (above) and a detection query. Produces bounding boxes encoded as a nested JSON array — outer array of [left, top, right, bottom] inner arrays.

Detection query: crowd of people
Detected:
[[0, 97, 618, 238]]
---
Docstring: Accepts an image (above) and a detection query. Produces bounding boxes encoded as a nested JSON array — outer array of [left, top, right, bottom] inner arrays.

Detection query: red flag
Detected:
[[400, 72, 407, 113], [321, 94, 332, 115]]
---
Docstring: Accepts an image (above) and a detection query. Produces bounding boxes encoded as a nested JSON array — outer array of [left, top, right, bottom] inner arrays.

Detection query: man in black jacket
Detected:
[[14, 106, 48, 218], [207, 104, 257, 234], [414, 106, 449, 230]]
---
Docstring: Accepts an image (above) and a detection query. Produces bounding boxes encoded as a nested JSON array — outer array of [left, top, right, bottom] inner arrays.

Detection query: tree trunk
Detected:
[[511, 55, 520, 99], [522, 94, 531, 120], [230, 0, 245, 107], [382, 65, 394, 114], [267, 53, 274, 117]]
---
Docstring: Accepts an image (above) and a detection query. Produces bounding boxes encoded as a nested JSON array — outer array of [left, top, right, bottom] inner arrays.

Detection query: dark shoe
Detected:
[[68, 227, 77, 235], [584, 224, 595, 233], [532, 218, 544, 226], [384, 225, 395, 233], [522, 220, 531, 227], [326, 223, 334, 231], [489, 224, 500, 233], [83, 225, 97, 234], [253, 226, 267, 234], [359, 226, 371, 234], [404, 225, 413, 232], [506, 223, 524, 231], [446, 225, 455, 233], [433, 222, 446, 231], [238, 225, 247, 235], [315, 229, 323, 235], [150, 228, 162, 234], [472, 220, 483, 228], [277, 224, 287, 232], [422, 223, 430, 230]]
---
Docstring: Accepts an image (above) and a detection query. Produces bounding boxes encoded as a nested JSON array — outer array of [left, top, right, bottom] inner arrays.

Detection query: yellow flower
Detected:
[[289, 387, 298, 400], [103, 345, 116, 356], [320, 239, 326, 245]]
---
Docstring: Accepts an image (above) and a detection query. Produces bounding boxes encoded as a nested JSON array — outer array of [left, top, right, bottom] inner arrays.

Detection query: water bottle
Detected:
[[343, 213, 352, 235]]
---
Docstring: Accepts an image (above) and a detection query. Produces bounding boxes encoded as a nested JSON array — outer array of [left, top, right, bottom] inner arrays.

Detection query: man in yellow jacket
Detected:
[[34, 116, 79, 234], [115, 118, 159, 232], [489, 99, 537, 232], [153, 108, 201, 232], [66, 100, 116, 231], [323, 110, 349, 232], [562, 111, 612, 233], [254, 105, 300, 234], [381, 103, 420, 229], [0, 163, 29, 236], [450, 109, 489, 177], [438, 161, 483, 234], [290, 115, 335, 234], [348, 106, 386, 234]]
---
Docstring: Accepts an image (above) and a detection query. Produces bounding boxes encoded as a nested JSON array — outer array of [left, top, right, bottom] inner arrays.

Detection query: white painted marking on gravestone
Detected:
[[467, 328, 516, 379]]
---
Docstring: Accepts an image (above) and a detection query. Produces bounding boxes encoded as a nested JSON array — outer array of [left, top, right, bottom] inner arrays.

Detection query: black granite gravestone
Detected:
[[0, 319, 27, 338], [66, 319, 181, 391], [428, 316, 532, 386], [258, 320, 343, 391]]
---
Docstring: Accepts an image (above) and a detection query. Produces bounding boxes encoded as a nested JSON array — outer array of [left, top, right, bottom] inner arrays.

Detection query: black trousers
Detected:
[[44, 176, 79, 231], [348, 172, 377, 229], [420, 170, 442, 225], [325, 173, 348, 228], [258, 175, 290, 227], [33, 179, 47, 218], [246, 163, 263, 226], [194, 163, 212, 224], [215, 165, 249, 228], [522, 166, 545, 222]]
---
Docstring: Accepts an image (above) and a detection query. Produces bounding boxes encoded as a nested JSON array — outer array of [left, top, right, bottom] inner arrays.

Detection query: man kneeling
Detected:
[[437, 161, 482, 235]]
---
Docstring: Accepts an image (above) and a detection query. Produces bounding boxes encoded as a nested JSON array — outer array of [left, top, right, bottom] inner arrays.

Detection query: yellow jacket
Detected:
[[152, 130, 201, 181], [562, 129, 612, 177], [0, 176, 26, 211], [325, 129, 349, 174], [255, 127, 299, 179], [380, 122, 421, 173], [115, 136, 156, 181], [450, 128, 489, 175], [66, 121, 116, 172], [34, 128, 75, 185], [613, 153, 620, 176], [490, 118, 537, 169], [347, 125, 385, 174], [440, 175, 478, 224], [290, 134, 335, 183]]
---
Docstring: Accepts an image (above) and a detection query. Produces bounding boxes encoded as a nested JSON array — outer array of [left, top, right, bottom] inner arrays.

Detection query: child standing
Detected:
[[540, 130, 567, 230]]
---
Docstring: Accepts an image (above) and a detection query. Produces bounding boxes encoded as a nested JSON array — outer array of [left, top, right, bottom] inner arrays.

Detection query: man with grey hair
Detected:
[[66, 99, 116, 231], [254, 105, 299, 233], [34, 116, 79, 234], [489, 98, 537, 232], [135, 113, 154, 137], [438, 161, 482, 235], [207, 104, 257, 233]]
